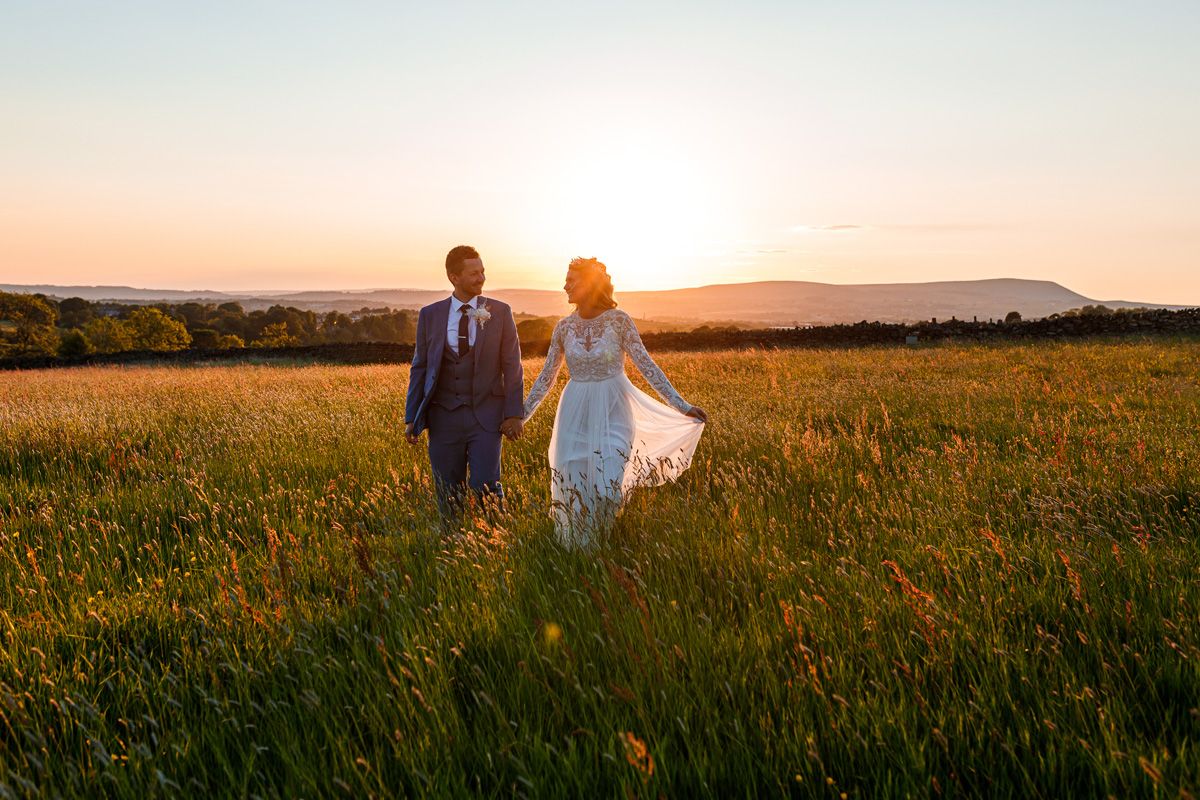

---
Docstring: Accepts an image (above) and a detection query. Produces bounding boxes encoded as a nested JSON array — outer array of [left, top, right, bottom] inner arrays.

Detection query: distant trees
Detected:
[[83, 317, 135, 353], [1054, 304, 1116, 319], [126, 307, 192, 351], [0, 294, 420, 361], [245, 305, 316, 344], [188, 328, 221, 349], [0, 291, 59, 357], [692, 324, 742, 335], [346, 310, 414, 344], [57, 297, 96, 329], [1004, 311, 1022, 323], [517, 317, 555, 344], [322, 311, 353, 340], [58, 328, 94, 357], [253, 322, 300, 348]]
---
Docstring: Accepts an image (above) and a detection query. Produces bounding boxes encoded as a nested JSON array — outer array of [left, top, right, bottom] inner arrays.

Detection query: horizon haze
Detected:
[[5, 277, 1191, 326]]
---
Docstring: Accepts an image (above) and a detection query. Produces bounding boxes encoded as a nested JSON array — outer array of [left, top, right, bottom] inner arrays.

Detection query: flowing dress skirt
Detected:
[[547, 372, 704, 548]]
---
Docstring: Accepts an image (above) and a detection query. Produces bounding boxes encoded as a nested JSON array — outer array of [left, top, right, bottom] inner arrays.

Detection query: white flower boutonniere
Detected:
[[467, 302, 492, 330]]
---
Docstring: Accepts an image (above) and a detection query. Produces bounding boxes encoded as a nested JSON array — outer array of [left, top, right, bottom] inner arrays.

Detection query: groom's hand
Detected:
[[500, 417, 524, 440], [404, 422, 421, 445]]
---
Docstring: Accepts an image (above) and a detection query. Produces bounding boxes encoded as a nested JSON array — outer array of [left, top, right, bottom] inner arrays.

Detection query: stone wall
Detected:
[[635, 307, 1200, 354]]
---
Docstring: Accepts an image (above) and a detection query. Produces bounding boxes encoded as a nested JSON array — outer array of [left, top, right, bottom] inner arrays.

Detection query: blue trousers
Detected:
[[426, 404, 504, 520]]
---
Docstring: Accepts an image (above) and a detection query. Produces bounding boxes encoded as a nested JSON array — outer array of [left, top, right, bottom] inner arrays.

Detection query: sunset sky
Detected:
[[2, 1, 1198, 303]]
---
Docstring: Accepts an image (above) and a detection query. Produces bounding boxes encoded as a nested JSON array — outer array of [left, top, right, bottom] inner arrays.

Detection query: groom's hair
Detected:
[[445, 245, 481, 276]]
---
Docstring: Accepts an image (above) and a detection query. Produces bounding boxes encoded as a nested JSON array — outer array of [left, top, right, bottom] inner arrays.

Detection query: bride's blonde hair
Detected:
[[568, 257, 617, 311]]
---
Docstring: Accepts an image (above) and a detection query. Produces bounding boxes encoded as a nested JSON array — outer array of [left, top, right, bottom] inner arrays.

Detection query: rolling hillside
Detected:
[[3, 279, 1188, 325]]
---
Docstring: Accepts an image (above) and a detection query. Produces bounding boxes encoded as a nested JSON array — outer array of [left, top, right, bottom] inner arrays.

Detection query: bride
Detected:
[[523, 257, 708, 548]]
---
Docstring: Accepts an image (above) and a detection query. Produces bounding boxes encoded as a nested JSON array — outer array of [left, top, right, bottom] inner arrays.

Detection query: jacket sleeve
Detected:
[[404, 308, 428, 425], [500, 305, 525, 420]]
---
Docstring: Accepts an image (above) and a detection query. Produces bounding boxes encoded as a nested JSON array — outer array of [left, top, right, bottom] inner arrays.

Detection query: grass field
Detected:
[[1, 339, 1198, 797]]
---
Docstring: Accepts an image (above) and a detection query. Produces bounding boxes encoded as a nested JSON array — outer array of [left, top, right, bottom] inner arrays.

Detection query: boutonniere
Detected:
[[467, 301, 492, 330]]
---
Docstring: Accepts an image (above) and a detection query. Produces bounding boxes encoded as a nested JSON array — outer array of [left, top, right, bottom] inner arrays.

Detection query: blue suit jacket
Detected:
[[404, 296, 524, 435]]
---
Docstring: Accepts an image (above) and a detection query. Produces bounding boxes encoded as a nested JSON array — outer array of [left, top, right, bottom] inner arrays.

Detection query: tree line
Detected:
[[0, 292, 423, 359], [0, 292, 568, 362]]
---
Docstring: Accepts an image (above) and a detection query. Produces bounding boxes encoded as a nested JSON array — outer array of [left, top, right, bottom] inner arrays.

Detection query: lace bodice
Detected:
[[523, 309, 692, 419]]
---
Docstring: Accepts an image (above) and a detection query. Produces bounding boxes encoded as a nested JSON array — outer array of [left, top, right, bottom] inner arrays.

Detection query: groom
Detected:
[[405, 245, 525, 520]]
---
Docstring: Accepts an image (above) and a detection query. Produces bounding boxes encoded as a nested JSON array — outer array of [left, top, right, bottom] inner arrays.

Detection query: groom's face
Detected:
[[449, 258, 486, 298]]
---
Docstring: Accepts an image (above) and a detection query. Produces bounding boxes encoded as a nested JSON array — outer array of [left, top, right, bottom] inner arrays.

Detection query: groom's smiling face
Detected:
[[450, 258, 486, 299]]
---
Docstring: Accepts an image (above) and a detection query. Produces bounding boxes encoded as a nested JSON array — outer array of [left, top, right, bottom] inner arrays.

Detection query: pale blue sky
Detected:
[[2, 1, 1198, 301]]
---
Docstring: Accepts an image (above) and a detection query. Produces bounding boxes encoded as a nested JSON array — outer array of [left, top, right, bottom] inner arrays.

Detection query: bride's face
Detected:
[[564, 268, 583, 304]]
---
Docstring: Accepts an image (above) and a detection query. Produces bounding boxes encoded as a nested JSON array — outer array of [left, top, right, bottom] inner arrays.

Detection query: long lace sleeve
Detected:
[[617, 312, 692, 414], [522, 321, 566, 420]]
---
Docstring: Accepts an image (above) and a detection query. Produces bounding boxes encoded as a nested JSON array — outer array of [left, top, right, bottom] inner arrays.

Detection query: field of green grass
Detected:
[[1, 339, 1198, 797]]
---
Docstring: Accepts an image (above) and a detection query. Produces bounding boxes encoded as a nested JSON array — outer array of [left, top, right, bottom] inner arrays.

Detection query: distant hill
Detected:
[[0, 284, 237, 302], [3, 279, 1189, 325], [612, 279, 1189, 325]]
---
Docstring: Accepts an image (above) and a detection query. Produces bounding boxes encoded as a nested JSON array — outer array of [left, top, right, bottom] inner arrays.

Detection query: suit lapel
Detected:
[[472, 296, 487, 369], [430, 297, 451, 367]]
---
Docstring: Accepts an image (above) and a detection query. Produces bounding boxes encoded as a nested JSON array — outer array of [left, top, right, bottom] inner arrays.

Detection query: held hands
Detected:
[[409, 419, 523, 442], [500, 417, 524, 440], [685, 406, 709, 424]]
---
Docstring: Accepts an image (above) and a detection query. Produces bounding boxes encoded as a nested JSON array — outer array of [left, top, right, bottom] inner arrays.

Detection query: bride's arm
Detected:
[[617, 312, 693, 414], [522, 321, 566, 421]]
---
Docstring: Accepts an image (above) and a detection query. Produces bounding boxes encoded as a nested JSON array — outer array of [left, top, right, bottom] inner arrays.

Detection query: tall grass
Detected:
[[0, 338, 1198, 797]]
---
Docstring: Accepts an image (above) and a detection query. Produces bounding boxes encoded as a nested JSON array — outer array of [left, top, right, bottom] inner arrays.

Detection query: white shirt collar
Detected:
[[450, 295, 477, 314]]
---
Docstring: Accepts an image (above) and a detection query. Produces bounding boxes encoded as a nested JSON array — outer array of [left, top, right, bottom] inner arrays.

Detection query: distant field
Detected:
[[1, 340, 1198, 797]]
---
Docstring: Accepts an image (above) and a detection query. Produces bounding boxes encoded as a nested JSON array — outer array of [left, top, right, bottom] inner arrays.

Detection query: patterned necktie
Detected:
[[458, 304, 471, 356]]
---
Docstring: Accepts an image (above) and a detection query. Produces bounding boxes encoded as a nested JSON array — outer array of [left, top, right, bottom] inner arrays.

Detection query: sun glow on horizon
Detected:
[[531, 128, 732, 292]]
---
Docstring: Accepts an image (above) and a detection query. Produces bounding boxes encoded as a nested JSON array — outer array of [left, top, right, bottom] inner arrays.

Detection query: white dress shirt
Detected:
[[447, 295, 478, 355]]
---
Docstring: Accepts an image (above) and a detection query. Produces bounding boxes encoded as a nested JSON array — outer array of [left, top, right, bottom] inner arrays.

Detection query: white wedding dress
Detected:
[[523, 309, 704, 548]]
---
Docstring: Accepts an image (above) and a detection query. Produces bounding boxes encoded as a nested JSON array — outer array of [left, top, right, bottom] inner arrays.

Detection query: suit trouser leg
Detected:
[[427, 405, 470, 522], [466, 420, 504, 512]]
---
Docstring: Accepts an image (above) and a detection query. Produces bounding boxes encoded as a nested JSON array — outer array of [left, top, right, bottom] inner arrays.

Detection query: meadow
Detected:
[[1, 338, 1198, 797]]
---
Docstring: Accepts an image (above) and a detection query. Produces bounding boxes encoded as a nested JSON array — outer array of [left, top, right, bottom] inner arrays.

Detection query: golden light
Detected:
[[539, 130, 723, 291]]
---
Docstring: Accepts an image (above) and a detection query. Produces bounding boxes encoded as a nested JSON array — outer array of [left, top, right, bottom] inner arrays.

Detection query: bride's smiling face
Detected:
[[564, 268, 584, 305]]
